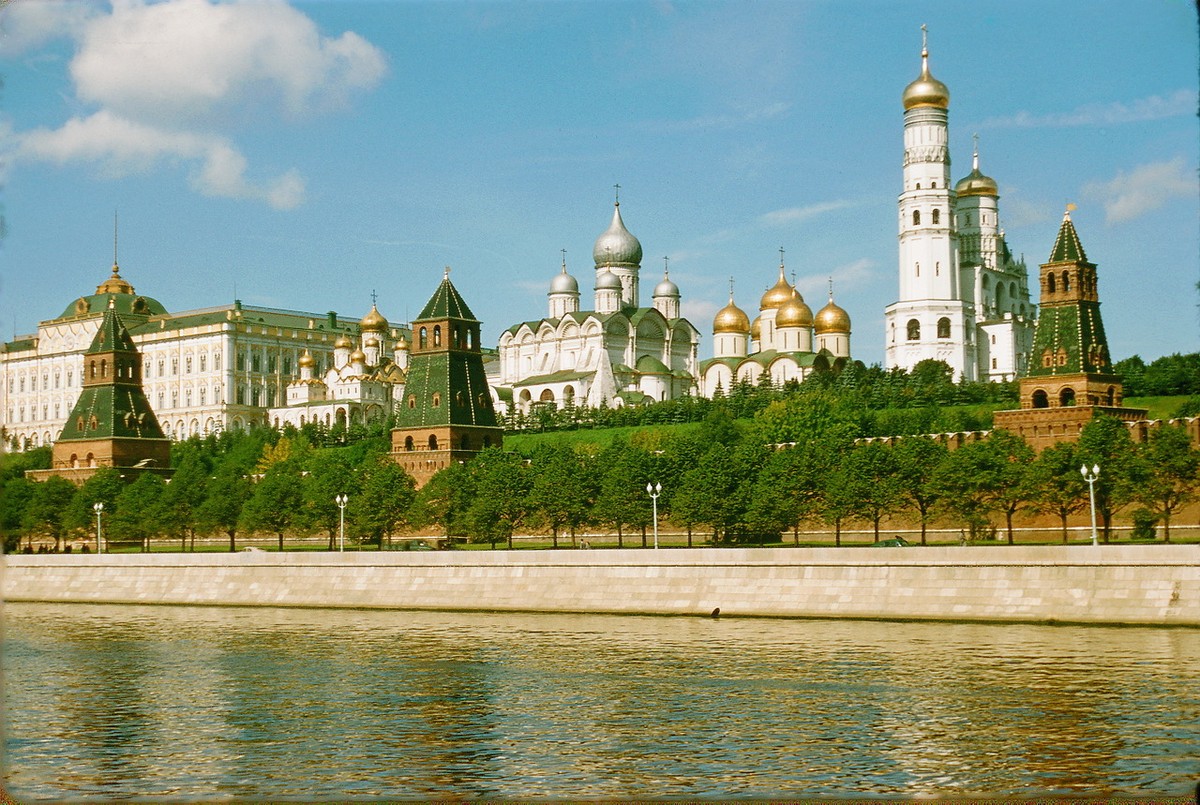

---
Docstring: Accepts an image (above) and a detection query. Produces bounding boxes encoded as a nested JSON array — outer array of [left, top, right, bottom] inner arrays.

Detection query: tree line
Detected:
[[4, 388, 1197, 553]]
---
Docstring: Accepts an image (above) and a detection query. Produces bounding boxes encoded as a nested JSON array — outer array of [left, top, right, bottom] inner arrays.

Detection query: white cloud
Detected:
[[760, 200, 854, 227], [1082, 157, 1197, 224], [10, 0, 386, 208], [71, 0, 386, 124], [0, 1, 96, 56], [18, 110, 305, 209], [981, 89, 1196, 129]]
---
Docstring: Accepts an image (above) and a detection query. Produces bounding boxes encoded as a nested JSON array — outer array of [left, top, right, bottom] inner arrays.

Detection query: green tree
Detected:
[[891, 436, 949, 545], [353, 456, 417, 549], [64, 466, 125, 534], [1026, 441, 1087, 543], [1135, 425, 1200, 541], [197, 466, 252, 551], [593, 441, 653, 547], [109, 473, 170, 550], [839, 441, 902, 542], [240, 462, 304, 550], [22, 476, 78, 552], [1077, 415, 1143, 542], [164, 447, 210, 550], [983, 430, 1036, 544], [527, 444, 594, 548], [302, 449, 355, 549], [0, 476, 36, 552], [411, 462, 474, 540], [931, 441, 1000, 541], [466, 448, 533, 549]]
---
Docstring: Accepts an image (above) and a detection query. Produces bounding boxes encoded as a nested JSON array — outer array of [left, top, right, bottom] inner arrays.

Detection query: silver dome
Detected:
[[595, 268, 622, 291], [550, 266, 579, 294], [653, 276, 680, 298], [592, 202, 643, 267]]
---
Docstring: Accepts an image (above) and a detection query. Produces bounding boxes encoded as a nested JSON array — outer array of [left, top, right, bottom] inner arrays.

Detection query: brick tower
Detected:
[[35, 300, 172, 483], [391, 270, 503, 486], [993, 209, 1146, 450]]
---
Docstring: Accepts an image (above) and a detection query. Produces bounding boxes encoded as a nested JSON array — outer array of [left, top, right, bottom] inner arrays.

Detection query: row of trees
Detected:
[[4, 389, 1197, 552]]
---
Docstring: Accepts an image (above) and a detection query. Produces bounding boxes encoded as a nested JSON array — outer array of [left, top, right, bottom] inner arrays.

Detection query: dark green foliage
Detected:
[[1113, 352, 1200, 397]]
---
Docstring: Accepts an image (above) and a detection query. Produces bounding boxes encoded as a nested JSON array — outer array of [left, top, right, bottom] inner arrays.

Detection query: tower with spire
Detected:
[[993, 209, 1145, 450], [392, 270, 502, 486], [884, 27, 1034, 382]]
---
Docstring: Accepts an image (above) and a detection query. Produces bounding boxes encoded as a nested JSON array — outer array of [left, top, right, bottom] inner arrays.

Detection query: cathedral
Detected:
[[494, 198, 701, 411], [884, 30, 1035, 382], [698, 254, 852, 397]]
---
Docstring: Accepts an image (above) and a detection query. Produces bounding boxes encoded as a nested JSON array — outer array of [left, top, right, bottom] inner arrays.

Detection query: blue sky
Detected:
[[2, 0, 1197, 368]]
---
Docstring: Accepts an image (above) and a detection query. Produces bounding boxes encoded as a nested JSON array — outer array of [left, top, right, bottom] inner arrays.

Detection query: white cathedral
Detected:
[[884, 31, 1035, 382], [495, 199, 701, 411]]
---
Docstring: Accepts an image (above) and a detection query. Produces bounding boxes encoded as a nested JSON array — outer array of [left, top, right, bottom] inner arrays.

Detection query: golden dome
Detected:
[[350, 347, 367, 364], [96, 262, 135, 295], [360, 304, 388, 332], [334, 334, 353, 349], [713, 297, 750, 334], [902, 42, 949, 110], [750, 315, 762, 341], [298, 350, 315, 368], [759, 264, 794, 311], [395, 334, 409, 350], [364, 335, 380, 348], [815, 296, 851, 334], [955, 147, 998, 197], [776, 290, 814, 328]]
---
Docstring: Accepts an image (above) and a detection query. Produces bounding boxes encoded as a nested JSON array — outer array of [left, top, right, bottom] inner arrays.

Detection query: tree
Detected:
[[197, 466, 252, 551], [839, 441, 902, 542], [527, 444, 594, 548], [239, 461, 303, 550], [1026, 441, 1087, 543], [22, 476, 77, 552], [163, 447, 210, 550], [302, 449, 354, 549], [353, 456, 416, 549], [0, 476, 36, 552], [110, 473, 170, 551], [983, 430, 1036, 544], [64, 467, 125, 534], [1135, 425, 1200, 541], [465, 448, 533, 549], [411, 462, 474, 540], [1077, 415, 1143, 542], [593, 441, 653, 547], [891, 436, 949, 545]]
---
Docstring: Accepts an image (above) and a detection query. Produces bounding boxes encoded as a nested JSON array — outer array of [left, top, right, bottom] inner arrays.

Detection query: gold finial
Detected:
[[370, 289, 378, 306], [443, 265, 451, 279], [1065, 203, 1077, 219]]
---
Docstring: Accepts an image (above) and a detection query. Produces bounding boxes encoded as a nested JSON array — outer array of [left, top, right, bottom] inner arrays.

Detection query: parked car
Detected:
[[872, 536, 910, 547]]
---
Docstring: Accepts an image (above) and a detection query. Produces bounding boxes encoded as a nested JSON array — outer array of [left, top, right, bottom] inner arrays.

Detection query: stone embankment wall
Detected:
[[3, 545, 1198, 626]]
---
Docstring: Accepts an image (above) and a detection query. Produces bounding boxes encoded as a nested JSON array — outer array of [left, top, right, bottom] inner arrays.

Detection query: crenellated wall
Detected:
[[4, 546, 1198, 626]]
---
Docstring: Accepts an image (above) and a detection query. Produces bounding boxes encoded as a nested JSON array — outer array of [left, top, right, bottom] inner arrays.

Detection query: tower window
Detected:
[[936, 317, 951, 339], [1047, 274, 1056, 293], [932, 209, 940, 225], [1061, 271, 1070, 292], [912, 210, 921, 226], [419, 327, 427, 349], [434, 325, 442, 347], [907, 319, 921, 341]]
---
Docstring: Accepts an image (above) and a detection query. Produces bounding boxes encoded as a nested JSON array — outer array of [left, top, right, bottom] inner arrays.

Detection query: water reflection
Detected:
[[4, 603, 1198, 800]]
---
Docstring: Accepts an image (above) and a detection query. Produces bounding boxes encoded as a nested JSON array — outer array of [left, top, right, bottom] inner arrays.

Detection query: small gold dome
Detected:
[[955, 169, 998, 197], [350, 348, 367, 364], [334, 334, 353, 349], [713, 299, 750, 334], [902, 45, 949, 110], [360, 304, 388, 332], [776, 291, 814, 328], [364, 335, 380, 348], [395, 334, 409, 350], [750, 315, 762, 341], [96, 262, 135, 296], [815, 297, 851, 334], [759, 265, 794, 311], [298, 350, 315, 368]]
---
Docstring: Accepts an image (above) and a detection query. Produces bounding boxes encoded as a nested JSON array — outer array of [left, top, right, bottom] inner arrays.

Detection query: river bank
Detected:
[[4, 544, 1198, 626]]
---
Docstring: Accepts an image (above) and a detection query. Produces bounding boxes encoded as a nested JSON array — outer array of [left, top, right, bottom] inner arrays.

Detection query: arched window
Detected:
[[1031, 389, 1049, 408], [1061, 271, 1070, 292], [100, 360, 107, 378], [419, 327, 428, 349], [1106, 386, 1116, 406], [433, 325, 442, 347], [912, 210, 921, 226], [1047, 274, 1056, 293], [1060, 387, 1076, 406], [932, 209, 940, 225], [404, 436, 414, 451], [937, 317, 951, 339], [432, 392, 441, 407], [907, 319, 921, 341], [428, 434, 439, 450], [407, 395, 416, 409]]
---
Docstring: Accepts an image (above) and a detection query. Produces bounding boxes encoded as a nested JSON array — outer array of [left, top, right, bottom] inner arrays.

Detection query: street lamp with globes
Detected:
[[1080, 464, 1100, 546], [646, 482, 662, 549], [335, 494, 348, 552], [93, 502, 104, 554]]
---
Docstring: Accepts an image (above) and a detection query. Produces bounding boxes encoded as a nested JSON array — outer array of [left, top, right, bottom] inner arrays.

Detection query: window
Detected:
[[404, 436, 414, 451], [912, 210, 921, 226], [186, 356, 192, 373], [932, 209, 940, 225], [907, 319, 921, 341], [433, 325, 442, 347], [419, 327, 427, 349], [936, 318, 951, 339], [67, 371, 73, 387], [54, 372, 60, 389], [432, 392, 441, 407], [252, 354, 261, 372], [1061, 271, 1070, 293], [214, 353, 221, 371], [991, 358, 997, 370], [199, 387, 206, 405], [171, 358, 178, 376], [1047, 274, 1056, 293], [407, 395, 416, 409], [428, 434, 438, 450], [236, 352, 245, 371], [283, 357, 292, 375], [158, 360, 165, 377], [268, 355, 277, 373], [200, 354, 207, 372]]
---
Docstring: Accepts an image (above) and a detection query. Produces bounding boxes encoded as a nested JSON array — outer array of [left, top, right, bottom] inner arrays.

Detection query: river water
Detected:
[[3, 602, 1198, 801]]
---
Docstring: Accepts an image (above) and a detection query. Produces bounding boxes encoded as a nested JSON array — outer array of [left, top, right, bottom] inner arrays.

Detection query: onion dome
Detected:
[[759, 262, 795, 311], [653, 267, 680, 299], [815, 293, 851, 334], [364, 335, 380, 348], [750, 315, 762, 341], [96, 262, 135, 295], [349, 347, 367, 364], [776, 290, 814, 328], [550, 259, 579, 294], [395, 334, 409, 350], [334, 334, 353, 349], [955, 145, 999, 198], [360, 303, 388, 332], [595, 268, 622, 291], [298, 350, 315, 368], [592, 201, 643, 267], [713, 294, 750, 334], [902, 35, 949, 110]]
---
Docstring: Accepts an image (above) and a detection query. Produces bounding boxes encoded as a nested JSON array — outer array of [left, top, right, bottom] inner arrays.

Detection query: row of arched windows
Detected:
[[416, 323, 478, 351], [905, 318, 953, 341], [911, 209, 941, 226], [401, 433, 493, 452]]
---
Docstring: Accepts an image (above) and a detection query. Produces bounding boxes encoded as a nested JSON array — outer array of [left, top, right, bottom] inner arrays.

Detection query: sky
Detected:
[[1, 0, 1197, 368]]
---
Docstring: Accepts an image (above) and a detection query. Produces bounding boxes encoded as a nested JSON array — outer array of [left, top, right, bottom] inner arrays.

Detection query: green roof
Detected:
[[1048, 213, 1088, 264], [634, 354, 670, 374], [57, 291, 167, 322], [57, 385, 169, 442], [513, 369, 596, 386], [417, 277, 478, 322]]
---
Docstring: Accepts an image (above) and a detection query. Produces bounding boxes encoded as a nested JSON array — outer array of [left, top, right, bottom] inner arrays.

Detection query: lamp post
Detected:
[[335, 494, 348, 552], [646, 482, 662, 549], [93, 502, 104, 554], [1080, 464, 1100, 546]]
